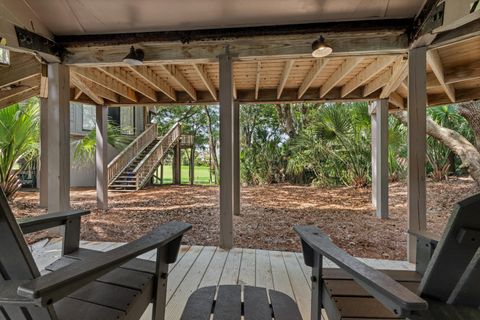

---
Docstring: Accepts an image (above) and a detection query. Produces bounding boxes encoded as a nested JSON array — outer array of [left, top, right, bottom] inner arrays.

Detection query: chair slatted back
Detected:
[[419, 193, 480, 307], [0, 190, 55, 319]]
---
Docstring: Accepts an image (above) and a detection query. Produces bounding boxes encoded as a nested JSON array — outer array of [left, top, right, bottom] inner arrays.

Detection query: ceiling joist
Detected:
[[160, 65, 197, 100], [0, 86, 40, 109], [73, 68, 137, 102], [363, 69, 392, 97], [277, 60, 294, 99], [427, 49, 455, 102], [380, 58, 407, 98], [255, 62, 261, 100], [71, 74, 104, 105], [341, 56, 396, 97], [99, 67, 157, 102], [192, 64, 217, 100], [298, 59, 328, 99], [128, 66, 176, 101], [320, 57, 362, 98]]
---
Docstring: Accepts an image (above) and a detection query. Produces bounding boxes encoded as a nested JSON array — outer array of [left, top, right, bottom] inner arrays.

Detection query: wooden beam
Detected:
[[372, 99, 389, 219], [0, 53, 41, 88], [0, 86, 39, 109], [341, 56, 396, 97], [128, 66, 176, 101], [255, 62, 261, 100], [233, 79, 237, 100], [99, 67, 157, 102], [73, 67, 137, 102], [380, 58, 407, 98], [192, 64, 217, 100], [61, 25, 409, 65], [320, 57, 362, 98], [277, 60, 294, 99], [74, 88, 82, 100], [426, 49, 455, 102], [71, 74, 104, 105], [445, 59, 480, 84], [71, 74, 120, 104], [219, 52, 234, 249], [160, 65, 197, 100], [0, 0, 59, 62], [0, 76, 39, 100], [432, 18, 480, 49], [363, 68, 392, 97], [407, 47, 427, 263], [389, 91, 406, 109], [39, 64, 48, 98], [298, 59, 328, 99]]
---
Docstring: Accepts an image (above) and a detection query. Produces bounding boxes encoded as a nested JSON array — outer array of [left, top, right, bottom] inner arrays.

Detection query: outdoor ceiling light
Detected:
[[122, 46, 145, 65], [311, 36, 333, 58]]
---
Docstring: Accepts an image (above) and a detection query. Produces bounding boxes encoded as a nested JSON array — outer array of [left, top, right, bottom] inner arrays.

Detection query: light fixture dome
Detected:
[[311, 36, 333, 58], [122, 46, 145, 65]]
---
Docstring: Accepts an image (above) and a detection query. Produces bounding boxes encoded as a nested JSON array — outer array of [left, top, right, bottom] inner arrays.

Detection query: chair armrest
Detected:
[[18, 209, 91, 234], [0, 281, 34, 305], [408, 229, 441, 244], [295, 225, 428, 317], [17, 221, 192, 306]]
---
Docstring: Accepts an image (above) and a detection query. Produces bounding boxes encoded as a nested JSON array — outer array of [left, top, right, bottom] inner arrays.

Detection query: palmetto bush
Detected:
[[0, 99, 39, 200], [288, 103, 372, 187]]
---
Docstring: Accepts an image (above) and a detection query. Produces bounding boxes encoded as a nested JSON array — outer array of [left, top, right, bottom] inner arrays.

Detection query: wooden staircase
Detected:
[[107, 123, 181, 191]]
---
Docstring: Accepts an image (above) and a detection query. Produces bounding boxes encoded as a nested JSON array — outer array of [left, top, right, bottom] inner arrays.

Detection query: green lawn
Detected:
[[153, 165, 214, 185]]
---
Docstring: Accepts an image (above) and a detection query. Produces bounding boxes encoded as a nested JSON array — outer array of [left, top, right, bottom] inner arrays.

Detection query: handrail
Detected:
[[133, 123, 181, 189], [107, 124, 157, 185]]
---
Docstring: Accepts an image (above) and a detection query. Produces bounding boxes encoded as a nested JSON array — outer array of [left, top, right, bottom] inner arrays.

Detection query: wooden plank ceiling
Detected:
[[1, 35, 480, 110]]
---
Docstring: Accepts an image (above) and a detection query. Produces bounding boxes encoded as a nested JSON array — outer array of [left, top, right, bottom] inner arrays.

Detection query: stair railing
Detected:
[[133, 123, 181, 189], [107, 124, 157, 185]]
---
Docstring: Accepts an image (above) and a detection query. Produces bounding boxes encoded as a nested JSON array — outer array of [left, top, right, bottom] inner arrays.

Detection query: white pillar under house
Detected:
[[39, 97, 48, 208], [96, 105, 108, 210], [233, 100, 241, 216], [407, 47, 428, 263], [219, 51, 234, 249], [47, 63, 70, 214], [370, 100, 389, 219]]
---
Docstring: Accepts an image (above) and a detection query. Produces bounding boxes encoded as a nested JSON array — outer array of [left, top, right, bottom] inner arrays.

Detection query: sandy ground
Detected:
[[12, 177, 479, 260]]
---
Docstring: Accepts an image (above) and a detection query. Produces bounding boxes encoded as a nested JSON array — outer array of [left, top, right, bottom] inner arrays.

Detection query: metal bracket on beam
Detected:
[[15, 26, 65, 61]]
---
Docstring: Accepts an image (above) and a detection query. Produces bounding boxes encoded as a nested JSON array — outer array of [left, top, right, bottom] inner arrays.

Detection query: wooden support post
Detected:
[[39, 98, 48, 208], [233, 101, 241, 216], [47, 63, 70, 215], [96, 105, 108, 210], [407, 47, 428, 263], [190, 147, 195, 185], [173, 142, 181, 184], [152, 248, 168, 320], [370, 103, 377, 207], [160, 163, 164, 185], [219, 51, 234, 249], [372, 100, 389, 219]]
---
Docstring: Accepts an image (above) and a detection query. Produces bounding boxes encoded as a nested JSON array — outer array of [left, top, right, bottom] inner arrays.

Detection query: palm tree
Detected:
[[72, 122, 133, 166], [0, 98, 39, 199]]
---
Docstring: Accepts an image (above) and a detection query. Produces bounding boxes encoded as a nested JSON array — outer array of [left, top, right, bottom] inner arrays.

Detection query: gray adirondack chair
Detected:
[[296, 193, 480, 320], [0, 189, 192, 320]]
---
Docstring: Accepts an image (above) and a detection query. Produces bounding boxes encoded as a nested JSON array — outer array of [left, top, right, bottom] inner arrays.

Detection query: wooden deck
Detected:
[[30, 239, 414, 320]]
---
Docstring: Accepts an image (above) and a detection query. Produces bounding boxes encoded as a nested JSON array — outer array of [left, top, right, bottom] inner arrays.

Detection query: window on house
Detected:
[[82, 105, 96, 131], [0, 48, 9, 66], [120, 107, 135, 135]]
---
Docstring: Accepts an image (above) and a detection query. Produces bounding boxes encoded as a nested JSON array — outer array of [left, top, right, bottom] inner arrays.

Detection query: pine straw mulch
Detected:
[[11, 177, 479, 260]]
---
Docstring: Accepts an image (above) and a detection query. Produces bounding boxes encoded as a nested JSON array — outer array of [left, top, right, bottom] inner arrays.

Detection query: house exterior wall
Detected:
[[68, 103, 146, 187]]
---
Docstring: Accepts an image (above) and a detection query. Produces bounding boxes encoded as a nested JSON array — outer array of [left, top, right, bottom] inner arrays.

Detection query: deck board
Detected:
[[30, 240, 415, 320]]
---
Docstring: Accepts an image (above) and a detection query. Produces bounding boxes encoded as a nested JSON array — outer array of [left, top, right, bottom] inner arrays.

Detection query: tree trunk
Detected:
[[458, 101, 480, 149], [276, 104, 297, 138], [204, 106, 220, 183], [392, 111, 480, 185]]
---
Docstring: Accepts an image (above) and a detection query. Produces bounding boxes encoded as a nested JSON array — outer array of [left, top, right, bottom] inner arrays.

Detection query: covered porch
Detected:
[[2, 0, 480, 319], [31, 239, 415, 320]]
